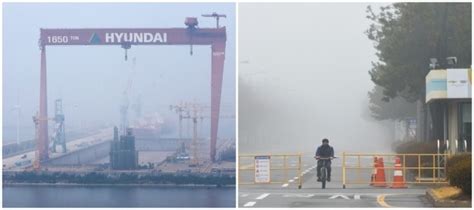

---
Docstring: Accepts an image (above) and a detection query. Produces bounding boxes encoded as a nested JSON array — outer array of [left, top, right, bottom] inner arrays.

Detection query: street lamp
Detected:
[[446, 56, 457, 67], [429, 58, 439, 69]]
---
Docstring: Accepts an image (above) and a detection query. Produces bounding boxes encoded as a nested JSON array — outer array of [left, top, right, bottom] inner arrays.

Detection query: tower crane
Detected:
[[120, 57, 137, 135], [170, 101, 190, 154], [171, 102, 234, 167]]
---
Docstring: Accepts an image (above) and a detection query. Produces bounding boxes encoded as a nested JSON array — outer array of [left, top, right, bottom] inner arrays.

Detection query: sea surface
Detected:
[[3, 185, 235, 207]]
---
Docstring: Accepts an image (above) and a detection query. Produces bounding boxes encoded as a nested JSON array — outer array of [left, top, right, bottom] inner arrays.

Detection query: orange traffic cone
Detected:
[[370, 157, 378, 186], [373, 157, 387, 187], [391, 156, 407, 188]]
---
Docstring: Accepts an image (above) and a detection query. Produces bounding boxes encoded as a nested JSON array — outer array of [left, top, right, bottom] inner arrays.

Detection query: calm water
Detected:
[[3, 185, 235, 207]]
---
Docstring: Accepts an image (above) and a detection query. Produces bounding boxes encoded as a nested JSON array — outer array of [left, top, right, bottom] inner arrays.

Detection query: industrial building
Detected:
[[110, 127, 138, 170], [426, 68, 472, 153]]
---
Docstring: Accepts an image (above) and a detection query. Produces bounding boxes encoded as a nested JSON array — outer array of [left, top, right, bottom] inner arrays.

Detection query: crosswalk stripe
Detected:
[[256, 193, 270, 200], [243, 201, 256, 207]]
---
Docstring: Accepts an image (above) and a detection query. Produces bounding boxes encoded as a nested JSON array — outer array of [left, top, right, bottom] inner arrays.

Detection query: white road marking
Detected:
[[283, 194, 315, 198], [281, 183, 289, 187], [241, 194, 249, 197], [256, 193, 270, 200], [354, 194, 361, 200], [293, 176, 299, 180], [243, 202, 256, 207], [288, 179, 294, 183], [329, 194, 350, 200]]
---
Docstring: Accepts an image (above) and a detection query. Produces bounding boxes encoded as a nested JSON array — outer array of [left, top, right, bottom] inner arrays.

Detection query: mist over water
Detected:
[[239, 3, 393, 155]]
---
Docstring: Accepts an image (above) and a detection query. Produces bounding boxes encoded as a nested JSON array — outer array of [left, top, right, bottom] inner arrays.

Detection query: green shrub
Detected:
[[446, 154, 471, 195]]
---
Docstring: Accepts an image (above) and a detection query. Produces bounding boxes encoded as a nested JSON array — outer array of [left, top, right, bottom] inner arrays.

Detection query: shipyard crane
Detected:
[[183, 103, 205, 166], [170, 101, 206, 166], [32, 112, 42, 170], [171, 102, 234, 167], [37, 16, 227, 163], [170, 102, 191, 154], [120, 57, 137, 135], [51, 99, 66, 153], [202, 13, 227, 28]]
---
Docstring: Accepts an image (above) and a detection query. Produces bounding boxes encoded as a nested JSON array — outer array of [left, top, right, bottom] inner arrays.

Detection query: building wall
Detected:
[[45, 140, 111, 165], [448, 102, 459, 154]]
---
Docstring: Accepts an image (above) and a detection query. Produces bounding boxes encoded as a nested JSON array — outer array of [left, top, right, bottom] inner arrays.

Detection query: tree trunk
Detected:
[[416, 99, 430, 142]]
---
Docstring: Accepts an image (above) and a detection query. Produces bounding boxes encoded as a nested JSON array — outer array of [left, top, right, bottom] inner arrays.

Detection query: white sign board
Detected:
[[255, 156, 271, 183], [447, 68, 471, 98]]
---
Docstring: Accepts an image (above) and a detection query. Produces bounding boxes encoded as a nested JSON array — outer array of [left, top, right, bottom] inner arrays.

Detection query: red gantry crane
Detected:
[[36, 16, 227, 169]]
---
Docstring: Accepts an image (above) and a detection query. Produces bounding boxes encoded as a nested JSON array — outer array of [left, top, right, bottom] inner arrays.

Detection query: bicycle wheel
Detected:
[[321, 167, 326, 189]]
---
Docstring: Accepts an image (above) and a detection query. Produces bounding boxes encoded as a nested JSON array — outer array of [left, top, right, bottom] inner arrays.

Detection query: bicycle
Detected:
[[314, 156, 335, 189]]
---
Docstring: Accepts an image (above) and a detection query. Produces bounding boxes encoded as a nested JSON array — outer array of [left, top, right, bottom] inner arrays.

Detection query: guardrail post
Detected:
[[418, 154, 421, 183], [403, 154, 406, 183], [357, 154, 361, 184], [432, 154, 435, 183], [298, 154, 302, 189], [283, 155, 288, 186], [342, 152, 346, 189]]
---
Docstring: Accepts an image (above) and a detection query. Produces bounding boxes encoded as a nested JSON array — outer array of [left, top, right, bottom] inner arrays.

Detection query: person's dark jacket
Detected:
[[315, 144, 334, 158]]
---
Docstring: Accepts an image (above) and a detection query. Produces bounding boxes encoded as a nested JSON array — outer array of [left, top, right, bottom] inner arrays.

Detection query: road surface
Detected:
[[239, 155, 434, 208]]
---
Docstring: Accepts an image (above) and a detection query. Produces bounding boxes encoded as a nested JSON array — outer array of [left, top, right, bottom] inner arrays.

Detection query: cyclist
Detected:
[[314, 138, 334, 182]]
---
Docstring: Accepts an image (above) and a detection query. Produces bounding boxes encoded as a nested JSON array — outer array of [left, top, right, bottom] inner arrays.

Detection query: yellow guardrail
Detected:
[[342, 152, 451, 188], [238, 153, 302, 189]]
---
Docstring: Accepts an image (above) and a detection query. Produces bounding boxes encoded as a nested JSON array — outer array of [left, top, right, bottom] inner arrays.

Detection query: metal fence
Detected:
[[238, 153, 303, 189], [342, 153, 451, 188]]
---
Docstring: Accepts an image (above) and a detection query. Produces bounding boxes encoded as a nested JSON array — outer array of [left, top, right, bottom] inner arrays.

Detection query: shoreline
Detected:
[[3, 182, 236, 188]]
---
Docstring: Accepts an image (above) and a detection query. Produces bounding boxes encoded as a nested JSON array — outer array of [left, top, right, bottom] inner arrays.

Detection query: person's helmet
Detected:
[[322, 138, 329, 143]]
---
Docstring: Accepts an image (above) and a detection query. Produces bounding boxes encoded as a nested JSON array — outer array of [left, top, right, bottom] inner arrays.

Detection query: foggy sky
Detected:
[[239, 3, 393, 155], [3, 3, 236, 143]]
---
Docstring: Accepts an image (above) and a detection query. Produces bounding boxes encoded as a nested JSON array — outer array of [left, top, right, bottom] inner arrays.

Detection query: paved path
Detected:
[[239, 156, 433, 208]]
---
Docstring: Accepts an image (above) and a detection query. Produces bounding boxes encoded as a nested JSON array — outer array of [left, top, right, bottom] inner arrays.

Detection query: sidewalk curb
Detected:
[[426, 189, 471, 207]]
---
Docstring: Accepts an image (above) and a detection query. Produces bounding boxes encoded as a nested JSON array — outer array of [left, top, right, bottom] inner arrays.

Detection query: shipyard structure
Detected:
[[110, 127, 138, 170]]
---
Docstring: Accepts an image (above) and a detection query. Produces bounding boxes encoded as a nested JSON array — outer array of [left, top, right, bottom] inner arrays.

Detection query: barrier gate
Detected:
[[239, 154, 302, 189], [342, 153, 451, 189]]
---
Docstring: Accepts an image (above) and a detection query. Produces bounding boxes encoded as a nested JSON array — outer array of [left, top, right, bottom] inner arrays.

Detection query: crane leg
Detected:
[[210, 41, 225, 162]]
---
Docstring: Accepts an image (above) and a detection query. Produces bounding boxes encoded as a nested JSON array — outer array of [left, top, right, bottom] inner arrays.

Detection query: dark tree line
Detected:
[[3, 171, 235, 186]]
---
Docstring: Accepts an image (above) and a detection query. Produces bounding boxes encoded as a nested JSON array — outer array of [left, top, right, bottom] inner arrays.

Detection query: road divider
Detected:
[[239, 153, 303, 189], [342, 153, 450, 189]]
